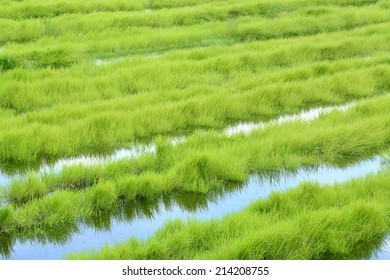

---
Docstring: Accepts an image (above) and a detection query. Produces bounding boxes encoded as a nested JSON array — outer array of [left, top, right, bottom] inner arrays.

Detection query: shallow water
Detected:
[[225, 102, 353, 136], [1, 156, 388, 260], [95, 53, 162, 66], [0, 102, 355, 187], [371, 234, 390, 260], [95, 57, 125, 66], [0, 173, 12, 187], [0, 144, 156, 188], [1, 101, 387, 259]]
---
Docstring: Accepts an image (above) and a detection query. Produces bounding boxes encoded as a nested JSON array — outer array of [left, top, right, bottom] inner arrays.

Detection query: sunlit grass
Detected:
[[67, 168, 390, 259], [1, 95, 389, 238], [1, 0, 390, 260]]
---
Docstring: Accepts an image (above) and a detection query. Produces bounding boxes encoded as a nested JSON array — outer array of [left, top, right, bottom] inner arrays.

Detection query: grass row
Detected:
[[0, 0, 228, 20], [2, 22, 390, 112], [0, 0, 383, 20], [0, 94, 389, 234], [67, 168, 390, 259], [1, 4, 389, 71], [2, 63, 389, 165], [0, 26, 389, 165], [1, 0, 385, 44]]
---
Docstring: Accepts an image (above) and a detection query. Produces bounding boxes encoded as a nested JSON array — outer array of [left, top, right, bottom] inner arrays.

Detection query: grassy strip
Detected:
[[1, 37, 389, 115], [0, 0, 228, 20], [1, 24, 390, 112], [0, 0, 384, 43], [0, 0, 381, 20], [66, 169, 390, 259], [1, 5, 389, 70], [1, 24, 390, 165], [1, 94, 389, 223], [1, 61, 389, 165]]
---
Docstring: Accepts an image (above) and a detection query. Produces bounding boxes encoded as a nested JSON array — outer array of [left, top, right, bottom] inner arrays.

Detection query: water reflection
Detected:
[[1, 156, 388, 259], [0, 182, 241, 259], [371, 234, 390, 260], [225, 102, 354, 136], [0, 224, 81, 259]]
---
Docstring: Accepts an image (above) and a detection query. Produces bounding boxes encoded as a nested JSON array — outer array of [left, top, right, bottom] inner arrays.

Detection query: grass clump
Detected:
[[85, 181, 118, 214], [0, 207, 14, 233], [166, 152, 246, 193], [10, 190, 79, 232], [206, 202, 386, 260], [7, 173, 47, 204]]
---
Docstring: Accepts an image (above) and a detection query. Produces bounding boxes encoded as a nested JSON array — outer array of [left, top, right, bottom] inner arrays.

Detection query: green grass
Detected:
[[1, 94, 389, 236], [1, 0, 390, 260], [0, 1, 386, 44], [1, 5, 389, 70], [7, 173, 47, 204], [67, 167, 390, 259], [0, 0, 389, 164], [0, 54, 389, 164], [0, 0, 231, 20]]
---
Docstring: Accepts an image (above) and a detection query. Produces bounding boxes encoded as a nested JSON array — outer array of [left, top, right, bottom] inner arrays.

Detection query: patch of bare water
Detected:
[[225, 102, 354, 136], [95, 52, 163, 66]]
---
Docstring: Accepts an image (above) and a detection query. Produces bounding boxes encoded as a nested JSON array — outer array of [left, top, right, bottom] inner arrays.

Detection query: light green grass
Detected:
[[67, 167, 390, 259], [1, 0, 390, 260], [1, 94, 389, 235], [0, 0, 384, 44], [0, 0, 389, 164], [1, 5, 389, 70], [0, 51, 389, 164]]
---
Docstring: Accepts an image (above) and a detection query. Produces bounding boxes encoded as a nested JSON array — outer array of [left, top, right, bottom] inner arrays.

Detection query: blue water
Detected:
[[1, 156, 388, 260]]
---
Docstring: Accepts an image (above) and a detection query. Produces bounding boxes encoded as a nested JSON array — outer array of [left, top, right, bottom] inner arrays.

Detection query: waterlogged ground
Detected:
[[0, 155, 389, 259], [1, 0, 390, 260], [0, 102, 354, 187]]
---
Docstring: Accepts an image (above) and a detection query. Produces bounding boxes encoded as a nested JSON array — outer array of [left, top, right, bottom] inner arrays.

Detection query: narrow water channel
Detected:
[[1, 156, 388, 260]]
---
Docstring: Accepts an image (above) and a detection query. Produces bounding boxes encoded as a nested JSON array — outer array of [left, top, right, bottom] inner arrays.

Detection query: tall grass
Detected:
[[0, 0, 229, 19], [0, 10, 389, 164], [7, 173, 47, 204], [0, 207, 13, 233]]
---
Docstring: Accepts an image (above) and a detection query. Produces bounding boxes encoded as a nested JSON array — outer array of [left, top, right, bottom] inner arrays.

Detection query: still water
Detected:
[[1, 156, 388, 260]]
